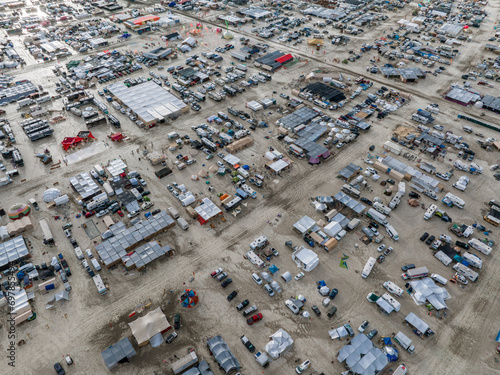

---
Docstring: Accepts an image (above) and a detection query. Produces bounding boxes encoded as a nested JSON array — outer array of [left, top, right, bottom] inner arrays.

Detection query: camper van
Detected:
[[383, 281, 404, 297], [91, 258, 101, 271], [430, 273, 447, 285]]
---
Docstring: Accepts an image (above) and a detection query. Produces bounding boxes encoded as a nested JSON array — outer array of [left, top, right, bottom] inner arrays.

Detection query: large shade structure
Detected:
[[180, 289, 199, 308], [43, 188, 61, 203], [128, 307, 171, 347], [8, 203, 31, 220]]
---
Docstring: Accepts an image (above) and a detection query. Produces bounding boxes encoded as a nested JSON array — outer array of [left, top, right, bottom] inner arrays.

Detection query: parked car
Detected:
[[329, 288, 338, 300], [358, 320, 369, 332], [455, 241, 469, 249], [376, 255, 385, 263], [165, 332, 178, 344], [236, 299, 249, 310], [217, 272, 228, 281], [344, 324, 355, 336], [221, 278, 232, 288], [401, 264, 415, 271], [327, 306, 337, 317], [425, 235, 435, 245], [420, 232, 429, 241], [383, 247, 393, 256], [240, 335, 256, 353], [311, 305, 321, 316], [246, 313, 263, 325], [296, 359, 311, 374], [295, 272, 305, 281], [227, 291, 238, 301], [264, 284, 275, 296], [366, 329, 378, 339], [54, 362, 65, 375], [377, 244, 386, 252], [174, 313, 181, 329], [361, 197, 373, 205], [211, 268, 223, 277]]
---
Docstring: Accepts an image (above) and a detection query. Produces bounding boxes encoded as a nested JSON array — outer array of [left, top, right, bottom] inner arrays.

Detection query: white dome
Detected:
[[43, 188, 61, 203]]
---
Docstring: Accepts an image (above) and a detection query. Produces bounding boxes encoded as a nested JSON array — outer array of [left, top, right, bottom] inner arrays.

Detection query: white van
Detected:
[[252, 273, 263, 285], [141, 201, 154, 211], [91, 258, 101, 271], [74, 247, 84, 260], [392, 364, 407, 375], [93, 165, 105, 176], [431, 273, 447, 285]]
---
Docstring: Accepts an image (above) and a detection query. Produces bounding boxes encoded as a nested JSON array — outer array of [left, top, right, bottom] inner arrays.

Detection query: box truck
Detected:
[[402, 266, 429, 280], [167, 207, 180, 219], [177, 217, 189, 230], [394, 332, 415, 353]]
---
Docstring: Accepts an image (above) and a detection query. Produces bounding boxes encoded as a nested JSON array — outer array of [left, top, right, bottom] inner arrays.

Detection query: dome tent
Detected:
[[180, 289, 198, 308], [8, 203, 31, 220], [43, 188, 61, 203]]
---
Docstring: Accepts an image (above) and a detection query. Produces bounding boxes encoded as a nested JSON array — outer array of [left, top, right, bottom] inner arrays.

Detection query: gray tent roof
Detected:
[[101, 337, 136, 370], [206, 336, 240, 374], [405, 312, 430, 333]]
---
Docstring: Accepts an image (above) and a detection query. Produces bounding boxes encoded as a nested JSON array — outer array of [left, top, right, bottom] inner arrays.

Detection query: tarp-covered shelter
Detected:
[[264, 328, 294, 359], [292, 247, 319, 272], [101, 337, 137, 370], [337, 333, 389, 375], [128, 307, 171, 347]]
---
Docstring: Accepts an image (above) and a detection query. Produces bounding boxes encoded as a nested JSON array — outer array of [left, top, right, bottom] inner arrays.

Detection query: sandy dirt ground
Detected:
[[1, 1, 500, 375]]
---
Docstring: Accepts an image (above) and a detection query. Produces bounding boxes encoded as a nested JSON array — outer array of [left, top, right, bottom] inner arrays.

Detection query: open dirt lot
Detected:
[[1, 1, 500, 375]]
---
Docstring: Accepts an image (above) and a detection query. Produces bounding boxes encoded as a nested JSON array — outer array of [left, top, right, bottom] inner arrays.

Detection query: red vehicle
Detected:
[[117, 210, 124, 217], [85, 211, 95, 218], [246, 313, 263, 325]]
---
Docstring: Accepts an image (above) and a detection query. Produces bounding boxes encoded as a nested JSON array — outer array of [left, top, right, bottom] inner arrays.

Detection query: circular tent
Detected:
[[43, 188, 61, 203], [180, 289, 198, 308], [8, 203, 31, 220]]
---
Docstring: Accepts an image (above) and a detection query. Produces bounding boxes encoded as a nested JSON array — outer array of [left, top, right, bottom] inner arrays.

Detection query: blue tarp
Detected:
[[269, 264, 279, 274], [496, 331, 500, 342], [383, 337, 393, 345]]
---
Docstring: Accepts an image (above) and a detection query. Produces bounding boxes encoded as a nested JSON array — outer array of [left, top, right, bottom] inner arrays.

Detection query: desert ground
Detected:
[[1, 1, 500, 375]]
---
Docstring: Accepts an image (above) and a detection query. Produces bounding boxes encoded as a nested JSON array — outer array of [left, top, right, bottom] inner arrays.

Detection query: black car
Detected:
[[311, 305, 321, 316], [236, 299, 250, 310], [240, 335, 256, 353], [174, 313, 181, 329], [369, 145, 375, 151], [425, 235, 435, 245], [151, 209, 161, 215], [366, 329, 378, 339], [70, 238, 78, 248], [361, 197, 373, 205], [221, 278, 232, 288], [401, 264, 415, 271], [54, 362, 65, 375], [420, 232, 429, 241], [456, 241, 469, 249], [227, 291, 238, 301], [141, 190, 151, 197], [369, 221, 379, 228], [329, 288, 338, 300], [409, 192, 420, 199]]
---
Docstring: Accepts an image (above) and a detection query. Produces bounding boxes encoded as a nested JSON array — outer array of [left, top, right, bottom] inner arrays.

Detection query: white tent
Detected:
[[55, 290, 70, 301], [265, 329, 294, 359], [329, 326, 348, 340], [324, 221, 343, 237], [409, 277, 450, 310], [292, 247, 319, 272], [281, 272, 292, 283]]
